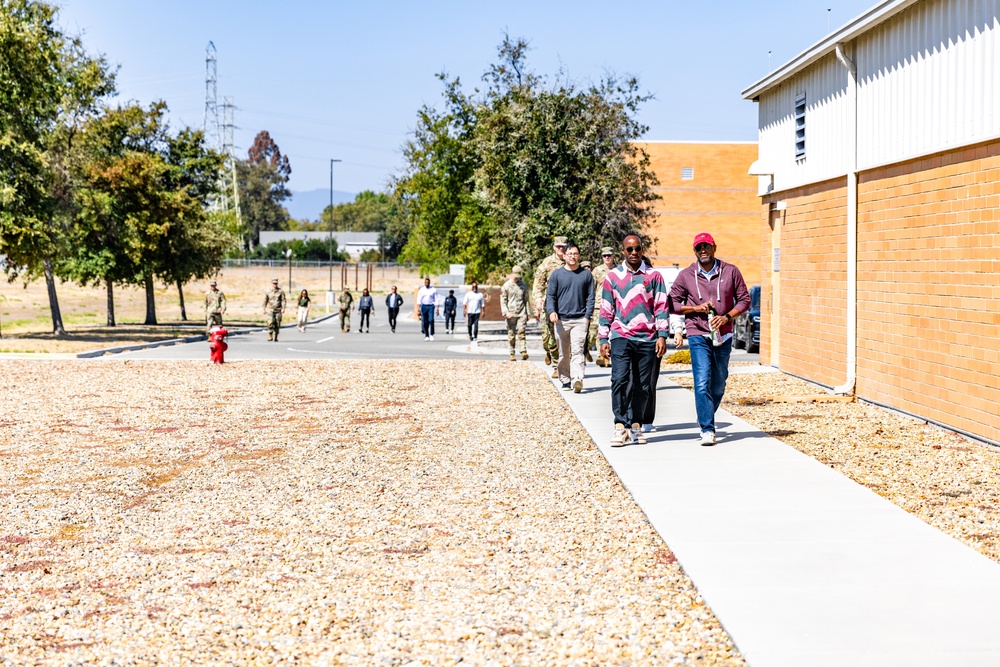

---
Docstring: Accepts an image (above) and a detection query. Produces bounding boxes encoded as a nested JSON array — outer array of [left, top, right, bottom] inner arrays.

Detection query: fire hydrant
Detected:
[[208, 326, 229, 364]]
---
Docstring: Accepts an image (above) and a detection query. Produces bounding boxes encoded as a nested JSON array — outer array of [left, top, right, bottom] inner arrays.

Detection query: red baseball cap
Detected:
[[693, 232, 716, 248]]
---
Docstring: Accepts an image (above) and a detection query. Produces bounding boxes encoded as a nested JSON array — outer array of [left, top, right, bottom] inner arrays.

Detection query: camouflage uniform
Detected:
[[205, 286, 226, 333], [262, 283, 286, 341], [338, 290, 354, 332], [501, 272, 530, 358], [589, 264, 611, 350], [532, 252, 565, 363]]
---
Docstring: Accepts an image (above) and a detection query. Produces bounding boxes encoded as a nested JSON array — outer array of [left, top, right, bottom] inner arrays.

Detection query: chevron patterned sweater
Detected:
[[597, 262, 670, 344]]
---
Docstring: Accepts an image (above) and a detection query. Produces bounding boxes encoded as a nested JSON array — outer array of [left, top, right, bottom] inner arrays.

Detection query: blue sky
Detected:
[[56, 0, 876, 195]]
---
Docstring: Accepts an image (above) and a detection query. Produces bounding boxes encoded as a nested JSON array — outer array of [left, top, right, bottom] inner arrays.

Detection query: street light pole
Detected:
[[328, 158, 342, 293]]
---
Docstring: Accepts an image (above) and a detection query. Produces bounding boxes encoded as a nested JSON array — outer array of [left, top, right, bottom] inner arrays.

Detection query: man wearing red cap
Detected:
[[669, 233, 750, 446]]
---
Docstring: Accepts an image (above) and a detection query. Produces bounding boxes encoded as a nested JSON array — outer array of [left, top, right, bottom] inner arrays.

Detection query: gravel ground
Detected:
[[672, 370, 1000, 563], [0, 360, 744, 666]]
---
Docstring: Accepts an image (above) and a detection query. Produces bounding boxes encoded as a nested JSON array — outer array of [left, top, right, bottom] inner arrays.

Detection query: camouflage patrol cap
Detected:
[[209, 280, 217, 286], [511, 265, 522, 275], [601, 246, 615, 256], [580, 260, 592, 269], [271, 278, 278, 283], [553, 236, 568, 246]]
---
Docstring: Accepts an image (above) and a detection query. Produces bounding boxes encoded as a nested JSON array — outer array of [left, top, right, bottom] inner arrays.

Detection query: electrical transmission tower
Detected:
[[221, 96, 241, 227], [203, 42, 221, 157], [203, 41, 240, 221]]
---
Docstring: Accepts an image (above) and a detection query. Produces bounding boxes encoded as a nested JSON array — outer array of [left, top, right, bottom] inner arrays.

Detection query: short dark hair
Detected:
[[563, 242, 580, 254]]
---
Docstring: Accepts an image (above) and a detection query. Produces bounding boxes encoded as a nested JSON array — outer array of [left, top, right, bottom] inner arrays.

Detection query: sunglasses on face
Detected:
[[695, 243, 712, 252], [623, 246, 643, 254]]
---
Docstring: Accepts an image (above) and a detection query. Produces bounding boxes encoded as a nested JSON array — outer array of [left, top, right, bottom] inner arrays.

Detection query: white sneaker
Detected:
[[630, 423, 647, 445], [424, 336, 430, 341], [699, 431, 716, 446], [610, 425, 630, 447], [429, 335, 434, 341], [642, 424, 654, 433]]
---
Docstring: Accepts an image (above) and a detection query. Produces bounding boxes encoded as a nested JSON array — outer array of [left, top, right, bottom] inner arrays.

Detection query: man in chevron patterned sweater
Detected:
[[598, 234, 670, 447]]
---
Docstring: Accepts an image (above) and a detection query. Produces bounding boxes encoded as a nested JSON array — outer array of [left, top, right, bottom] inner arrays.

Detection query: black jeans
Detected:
[[359, 308, 371, 330], [610, 337, 658, 427], [467, 313, 480, 340], [387, 307, 399, 330], [642, 353, 663, 425], [445, 311, 456, 331]]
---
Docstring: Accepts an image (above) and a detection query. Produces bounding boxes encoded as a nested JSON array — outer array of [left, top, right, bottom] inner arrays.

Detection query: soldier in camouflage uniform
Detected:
[[204, 280, 227, 334], [338, 288, 354, 332], [262, 278, 286, 342], [590, 247, 616, 367], [500, 265, 530, 362], [532, 236, 567, 372], [580, 260, 594, 363]]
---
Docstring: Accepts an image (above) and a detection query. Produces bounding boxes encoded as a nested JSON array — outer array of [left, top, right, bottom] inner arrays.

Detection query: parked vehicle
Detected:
[[733, 285, 761, 352]]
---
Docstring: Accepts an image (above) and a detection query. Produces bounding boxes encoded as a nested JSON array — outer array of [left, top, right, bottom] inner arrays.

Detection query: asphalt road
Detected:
[[109, 311, 514, 362], [107, 311, 760, 365]]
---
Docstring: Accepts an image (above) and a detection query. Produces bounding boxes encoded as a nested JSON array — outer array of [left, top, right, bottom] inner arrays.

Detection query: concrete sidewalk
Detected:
[[545, 361, 1000, 666]]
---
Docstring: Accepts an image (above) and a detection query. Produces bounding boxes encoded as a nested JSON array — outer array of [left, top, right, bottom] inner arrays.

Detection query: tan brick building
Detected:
[[637, 141, 761, 286], [743, 0, 1000, 444]]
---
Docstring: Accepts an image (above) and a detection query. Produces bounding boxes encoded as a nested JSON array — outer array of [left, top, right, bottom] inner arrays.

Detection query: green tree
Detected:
[[394, 36, 659, 281], [68, 103, 230, 326], [64, 103, 168, 325], [157, 128, 231, 321], [236, 130, 291, 251], [393, 76, 488, 276], [0, 0, 114, 334]]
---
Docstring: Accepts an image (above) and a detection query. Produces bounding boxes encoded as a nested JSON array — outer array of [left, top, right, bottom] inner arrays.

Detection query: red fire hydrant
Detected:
[[208, 326, 229, 364]]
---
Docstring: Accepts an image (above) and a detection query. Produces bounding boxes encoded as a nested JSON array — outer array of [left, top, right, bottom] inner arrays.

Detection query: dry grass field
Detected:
[[0, 265, 422, 354]]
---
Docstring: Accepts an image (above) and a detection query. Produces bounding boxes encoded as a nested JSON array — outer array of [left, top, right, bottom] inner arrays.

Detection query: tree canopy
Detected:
[[236, 130, 292, 251], [393, 36, 659, 281], [0, 0, 115, 332]]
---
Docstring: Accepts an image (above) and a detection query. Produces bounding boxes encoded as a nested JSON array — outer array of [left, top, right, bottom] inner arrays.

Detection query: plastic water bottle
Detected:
[[708, 305, 723, 347]]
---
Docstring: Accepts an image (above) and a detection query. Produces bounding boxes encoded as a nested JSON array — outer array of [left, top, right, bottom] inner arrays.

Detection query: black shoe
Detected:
[[561, 382, 571, 390]]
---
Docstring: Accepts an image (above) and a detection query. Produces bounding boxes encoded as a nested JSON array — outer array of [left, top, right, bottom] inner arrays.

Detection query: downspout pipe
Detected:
[[833, 42, 858, 395]]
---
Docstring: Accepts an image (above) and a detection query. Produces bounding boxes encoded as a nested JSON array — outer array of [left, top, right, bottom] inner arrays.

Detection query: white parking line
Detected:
[[317, 336, 336, 343]]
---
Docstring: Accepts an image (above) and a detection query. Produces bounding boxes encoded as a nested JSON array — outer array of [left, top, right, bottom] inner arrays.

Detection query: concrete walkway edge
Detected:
[[542, 360, 1000, 666]]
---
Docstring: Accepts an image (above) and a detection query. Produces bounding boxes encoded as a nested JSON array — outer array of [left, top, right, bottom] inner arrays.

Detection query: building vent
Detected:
[[794, 93, 806, 161], [681, 167, 694, 180]]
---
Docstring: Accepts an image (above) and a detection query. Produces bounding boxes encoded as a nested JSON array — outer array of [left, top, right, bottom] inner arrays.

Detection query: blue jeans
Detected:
[[420, 304, 435, 336], [688, 335, 732, 433], [609, 337, 658, 427]]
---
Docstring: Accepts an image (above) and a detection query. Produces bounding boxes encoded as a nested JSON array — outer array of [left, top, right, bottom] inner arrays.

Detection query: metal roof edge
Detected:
[[741, 0, 921, 100]]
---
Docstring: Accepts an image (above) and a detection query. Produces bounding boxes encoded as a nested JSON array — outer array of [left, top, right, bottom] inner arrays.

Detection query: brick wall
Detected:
[[636, 142, 761, 286], [856, 141, 1000, 442], [762, 179, 849, 386], [758, 141, 1000, 444]]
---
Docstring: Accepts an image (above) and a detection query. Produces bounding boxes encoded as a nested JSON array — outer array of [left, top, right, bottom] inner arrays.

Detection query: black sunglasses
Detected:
[[694, 243, 712, 252], [623, 246, 643, 254]]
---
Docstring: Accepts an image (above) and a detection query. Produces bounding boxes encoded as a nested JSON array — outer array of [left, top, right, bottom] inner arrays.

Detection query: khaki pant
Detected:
[[555, 318, 588, 384]]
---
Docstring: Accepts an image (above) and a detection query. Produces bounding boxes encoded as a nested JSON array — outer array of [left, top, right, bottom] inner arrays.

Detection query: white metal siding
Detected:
[[857, 0, 1000, 168], [755, 0, 1000, 190], [757, 53, 852, 193]]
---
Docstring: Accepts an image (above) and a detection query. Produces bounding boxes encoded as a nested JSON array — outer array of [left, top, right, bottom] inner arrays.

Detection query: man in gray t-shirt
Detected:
[[545, 243, 595, 393]]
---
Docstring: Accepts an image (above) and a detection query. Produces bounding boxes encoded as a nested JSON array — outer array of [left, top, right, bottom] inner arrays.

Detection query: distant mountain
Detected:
[[285, 188, 355, 222]]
